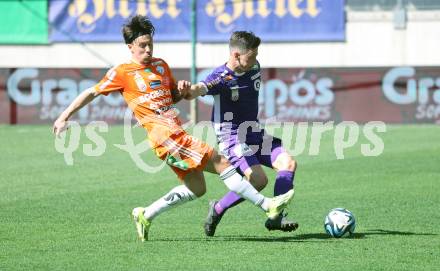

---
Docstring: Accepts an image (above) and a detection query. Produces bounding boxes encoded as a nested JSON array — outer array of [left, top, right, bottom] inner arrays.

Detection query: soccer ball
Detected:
[[324, 208, 356, 238]]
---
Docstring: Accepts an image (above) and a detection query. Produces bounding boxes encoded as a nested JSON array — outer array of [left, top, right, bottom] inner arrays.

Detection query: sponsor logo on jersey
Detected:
[[138, 89, 169, 104], [134, 71, 147, 92], [254, 79, 261, 91], [251, 72, 261, 80], [206, 77, 222, 89], [152, 60, 163, 66], [224, 74, 234, 82], [230, 85, 239, 101], [156, 66, 165, 75], [224, 74, 238, 87], [149, 80, 162, 89], [154, 104, 176, 115]]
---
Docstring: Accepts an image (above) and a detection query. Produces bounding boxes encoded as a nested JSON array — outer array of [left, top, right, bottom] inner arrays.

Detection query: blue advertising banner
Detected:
[[49, 0, 345, 42]]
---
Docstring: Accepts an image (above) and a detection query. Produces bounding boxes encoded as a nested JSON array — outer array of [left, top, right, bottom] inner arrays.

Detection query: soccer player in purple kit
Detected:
[[185, 31, 299, 236]]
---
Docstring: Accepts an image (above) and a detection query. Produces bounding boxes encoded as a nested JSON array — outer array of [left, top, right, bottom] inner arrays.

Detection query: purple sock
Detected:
[[214, 192, 245, 215], [274, 170, 294, 196]]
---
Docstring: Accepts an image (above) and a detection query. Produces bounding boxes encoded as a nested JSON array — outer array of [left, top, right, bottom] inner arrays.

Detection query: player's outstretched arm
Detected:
[[53, 88, 100, 136], [184, 83, 208, 100]]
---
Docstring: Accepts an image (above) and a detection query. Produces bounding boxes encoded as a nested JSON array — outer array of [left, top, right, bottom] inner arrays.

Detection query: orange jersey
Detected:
[[94, 58, 184, 147]]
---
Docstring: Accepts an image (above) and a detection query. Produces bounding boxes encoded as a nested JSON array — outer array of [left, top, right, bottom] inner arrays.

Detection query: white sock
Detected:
[[143, 185, 197, 221], [220, 166, 271, 211]]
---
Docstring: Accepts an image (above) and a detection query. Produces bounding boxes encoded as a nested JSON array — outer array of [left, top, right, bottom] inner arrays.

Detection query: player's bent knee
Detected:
[[247, 169, 268, 191], [277, 155, 297, 172], [253, 175, 268, 191]]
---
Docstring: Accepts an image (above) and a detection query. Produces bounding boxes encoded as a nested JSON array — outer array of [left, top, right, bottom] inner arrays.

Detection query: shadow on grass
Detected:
[[363, 229, 438, 236], [153, 234, 339, 243], [151, 229, 437, 242], [152, 235, 317, 243]]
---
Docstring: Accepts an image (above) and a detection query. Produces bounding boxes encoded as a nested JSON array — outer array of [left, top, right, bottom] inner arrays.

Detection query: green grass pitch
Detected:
[[0, 124, 439, 270]]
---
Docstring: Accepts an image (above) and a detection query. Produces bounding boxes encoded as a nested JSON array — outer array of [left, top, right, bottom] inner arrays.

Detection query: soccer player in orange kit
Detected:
[[52, 15, 294, 242]]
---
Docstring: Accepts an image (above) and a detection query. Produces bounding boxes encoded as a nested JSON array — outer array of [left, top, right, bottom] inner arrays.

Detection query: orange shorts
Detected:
[[154, 132, 214, 180]]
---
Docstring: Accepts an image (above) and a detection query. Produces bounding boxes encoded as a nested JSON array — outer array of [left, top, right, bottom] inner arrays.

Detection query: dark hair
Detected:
[[122, 15, 155, 44], [229, 31, 261, 53]]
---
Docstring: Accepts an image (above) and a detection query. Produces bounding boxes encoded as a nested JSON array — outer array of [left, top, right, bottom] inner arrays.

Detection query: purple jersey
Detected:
[[202, 62, 262, 141]]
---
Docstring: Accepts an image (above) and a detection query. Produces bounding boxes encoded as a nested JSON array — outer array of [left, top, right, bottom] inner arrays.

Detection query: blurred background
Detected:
[[0, 0, 439, 125]]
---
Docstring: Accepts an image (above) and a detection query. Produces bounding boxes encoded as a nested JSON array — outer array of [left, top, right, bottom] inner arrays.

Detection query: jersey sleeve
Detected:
[[94, 65, 124, 96], [201, 70, 223, 96]]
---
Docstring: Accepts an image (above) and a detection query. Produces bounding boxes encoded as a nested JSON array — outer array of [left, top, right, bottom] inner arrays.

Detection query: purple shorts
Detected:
[[218, 131, 285, 174]]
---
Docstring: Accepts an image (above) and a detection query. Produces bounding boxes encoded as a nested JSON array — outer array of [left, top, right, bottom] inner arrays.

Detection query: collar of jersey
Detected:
[[224, 63, 246, 77], [130, 59, 151, 68]]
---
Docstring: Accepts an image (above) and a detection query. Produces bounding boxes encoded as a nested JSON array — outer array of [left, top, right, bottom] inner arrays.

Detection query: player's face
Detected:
[[129, 35, 153, 65], [238, 48, 258, 72]]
